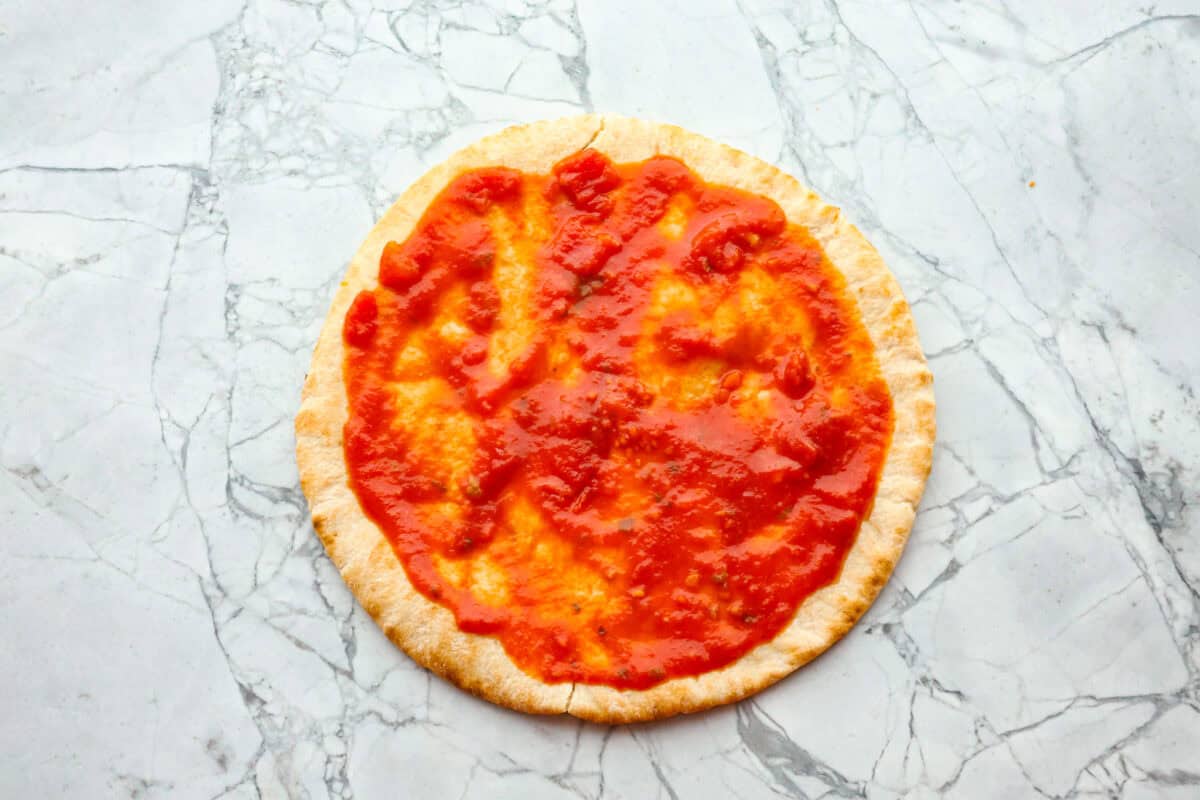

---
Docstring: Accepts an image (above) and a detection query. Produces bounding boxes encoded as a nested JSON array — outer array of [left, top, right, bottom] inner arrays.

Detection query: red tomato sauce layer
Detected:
[[342, 150, 893, 690]]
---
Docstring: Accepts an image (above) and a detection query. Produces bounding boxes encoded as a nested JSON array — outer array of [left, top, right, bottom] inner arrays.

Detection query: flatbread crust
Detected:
[[295, 114, 935, 723]]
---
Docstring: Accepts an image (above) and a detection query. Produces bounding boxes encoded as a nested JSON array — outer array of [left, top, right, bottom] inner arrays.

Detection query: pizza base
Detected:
[[295, 114, 935, 723]]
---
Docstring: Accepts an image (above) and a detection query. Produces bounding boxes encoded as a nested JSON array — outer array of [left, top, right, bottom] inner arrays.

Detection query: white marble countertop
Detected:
[[3, 1, 1198, 797]]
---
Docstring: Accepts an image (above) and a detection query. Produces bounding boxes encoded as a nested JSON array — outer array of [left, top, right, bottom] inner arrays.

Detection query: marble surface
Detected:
[[2, 0, 1198, 797]]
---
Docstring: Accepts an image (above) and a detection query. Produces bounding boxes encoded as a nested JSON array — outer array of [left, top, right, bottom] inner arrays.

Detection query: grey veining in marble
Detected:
[[2, 1, 1198, 797]]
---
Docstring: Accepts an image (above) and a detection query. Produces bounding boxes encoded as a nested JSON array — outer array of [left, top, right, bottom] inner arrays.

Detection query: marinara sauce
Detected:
[[342, 150, 893, 689]]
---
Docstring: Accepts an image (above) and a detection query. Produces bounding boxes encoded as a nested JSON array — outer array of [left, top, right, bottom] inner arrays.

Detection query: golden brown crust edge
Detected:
[[294, 114, 935, 723]]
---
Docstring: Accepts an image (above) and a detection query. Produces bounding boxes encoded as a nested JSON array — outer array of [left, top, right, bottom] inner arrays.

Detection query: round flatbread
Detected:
[[295, 114, 934, 723]]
